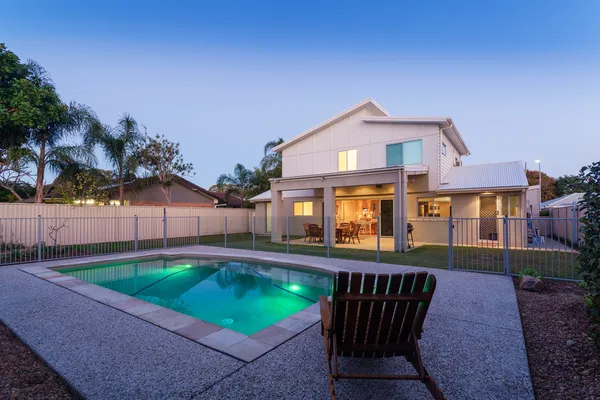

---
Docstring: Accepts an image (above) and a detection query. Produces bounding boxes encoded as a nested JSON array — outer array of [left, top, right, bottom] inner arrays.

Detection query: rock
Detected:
[[520, 275, 546, 292]]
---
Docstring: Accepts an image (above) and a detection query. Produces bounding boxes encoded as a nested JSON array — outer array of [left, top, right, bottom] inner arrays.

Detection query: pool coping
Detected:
[[18, 252, 337, 362]]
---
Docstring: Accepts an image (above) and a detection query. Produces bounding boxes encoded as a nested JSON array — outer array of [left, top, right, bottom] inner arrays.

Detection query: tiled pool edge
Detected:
[[18, 263, 323, 363]]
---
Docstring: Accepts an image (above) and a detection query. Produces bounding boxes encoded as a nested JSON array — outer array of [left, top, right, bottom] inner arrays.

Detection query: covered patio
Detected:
[[270, 165, 429, 253]]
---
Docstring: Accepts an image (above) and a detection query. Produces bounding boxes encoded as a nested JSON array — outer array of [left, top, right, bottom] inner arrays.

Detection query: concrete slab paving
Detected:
[[1, 246, 534, 399]]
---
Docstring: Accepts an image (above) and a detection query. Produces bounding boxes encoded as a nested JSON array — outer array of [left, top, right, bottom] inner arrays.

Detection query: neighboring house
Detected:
[[104, 176, 243, 208], [541, 193, 584, 209], [250, 98, 535, 251]]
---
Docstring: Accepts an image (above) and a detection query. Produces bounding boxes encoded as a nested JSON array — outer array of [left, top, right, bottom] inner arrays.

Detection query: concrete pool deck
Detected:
[[0, 246, 534, 399]]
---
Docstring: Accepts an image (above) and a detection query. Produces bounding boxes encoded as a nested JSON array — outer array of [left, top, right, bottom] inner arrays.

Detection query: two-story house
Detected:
[[250, 99, 533, 251]]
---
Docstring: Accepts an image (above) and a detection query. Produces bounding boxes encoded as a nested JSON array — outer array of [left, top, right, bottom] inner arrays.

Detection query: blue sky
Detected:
[[2, 0, 599, 188]]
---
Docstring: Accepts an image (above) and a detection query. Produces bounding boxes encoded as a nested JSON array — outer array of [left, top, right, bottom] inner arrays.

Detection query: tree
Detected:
[[137, 134, 194, 206], [260, 137, 284, 178], [0, 43, 37, 151], [216, 163, 254, 207], [578, 161, 600, 328], [0, 147, 34, 201], [555, 174, 586, 197], [249, 165, 271, 199], [526, 169, 556, 202], [54, 169, 111, 205], [85, 114, 142, 205]]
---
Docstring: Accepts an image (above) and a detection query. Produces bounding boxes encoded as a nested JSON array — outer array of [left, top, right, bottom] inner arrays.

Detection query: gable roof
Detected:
[[210, 191, 244, 207], [271, 98, 389, 152], [102, 176, 219, 201], [438, 161, 529, 192], [541, 193, 584, 209]]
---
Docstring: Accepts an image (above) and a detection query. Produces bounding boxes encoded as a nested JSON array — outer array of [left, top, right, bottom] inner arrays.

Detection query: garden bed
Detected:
[[0, 322, 75, 399], [516, 279, 599, 399]]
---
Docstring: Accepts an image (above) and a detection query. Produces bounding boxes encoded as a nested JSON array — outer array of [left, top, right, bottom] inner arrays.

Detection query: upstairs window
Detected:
[[293, 201, 313, 216], [442, 142, 447, 156], [386, 139, 423, 166], [338, 149, 357, 171], [418, 197, 451, 217]]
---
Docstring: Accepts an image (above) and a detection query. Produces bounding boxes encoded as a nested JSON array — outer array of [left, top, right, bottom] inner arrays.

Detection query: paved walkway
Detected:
[[0, 246, 534, 399]]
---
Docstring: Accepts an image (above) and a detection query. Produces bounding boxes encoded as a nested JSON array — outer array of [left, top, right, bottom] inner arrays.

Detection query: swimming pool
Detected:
[[59, 257, 333, 335]]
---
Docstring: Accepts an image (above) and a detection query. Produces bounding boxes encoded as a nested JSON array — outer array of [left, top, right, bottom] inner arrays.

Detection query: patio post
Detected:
[[197, 216, 201, 245], [393, 169, 408, 252], [323, 187, 336, 248], [326, 216, 331, 258], [270, 188, 284, 243]]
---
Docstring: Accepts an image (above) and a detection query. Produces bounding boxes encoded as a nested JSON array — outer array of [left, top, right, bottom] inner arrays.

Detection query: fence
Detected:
[[450, 216, 580, 280], [0, 213, 582, 282]]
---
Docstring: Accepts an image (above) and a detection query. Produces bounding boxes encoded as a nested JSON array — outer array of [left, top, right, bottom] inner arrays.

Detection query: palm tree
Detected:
[[85, 114, 142, 205], [27, 101, 98, 203], [260, 138, 284, 178], [249, 165, 271, 199], [216, 163, 254, 206]]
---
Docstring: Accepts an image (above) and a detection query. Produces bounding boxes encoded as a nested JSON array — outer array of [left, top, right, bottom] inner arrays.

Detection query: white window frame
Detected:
[[293, 201, 313, 216], [338, 149, 357, 172]]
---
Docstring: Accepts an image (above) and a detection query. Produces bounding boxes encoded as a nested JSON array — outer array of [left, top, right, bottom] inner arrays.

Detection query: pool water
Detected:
[[59, 257, 332, 335]]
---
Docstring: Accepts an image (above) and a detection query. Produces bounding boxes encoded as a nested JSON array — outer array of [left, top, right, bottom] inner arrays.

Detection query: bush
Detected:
[[578, 161, 600, 323], [518, 268, 542, 279]]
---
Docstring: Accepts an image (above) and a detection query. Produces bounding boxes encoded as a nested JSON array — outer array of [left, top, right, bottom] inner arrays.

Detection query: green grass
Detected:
[[0, 233, 580, 280]]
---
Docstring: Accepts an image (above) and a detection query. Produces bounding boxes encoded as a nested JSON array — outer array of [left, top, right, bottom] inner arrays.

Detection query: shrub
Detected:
[[518, 268, 542, 279], [578, 161, 600, 323]]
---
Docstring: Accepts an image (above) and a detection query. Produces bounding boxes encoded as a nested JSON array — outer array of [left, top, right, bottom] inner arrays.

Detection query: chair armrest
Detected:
[[319, 296, 332, 332]]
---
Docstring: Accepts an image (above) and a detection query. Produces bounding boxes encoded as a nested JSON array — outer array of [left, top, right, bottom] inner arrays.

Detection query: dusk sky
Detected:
[[2, 0, 599, 188]]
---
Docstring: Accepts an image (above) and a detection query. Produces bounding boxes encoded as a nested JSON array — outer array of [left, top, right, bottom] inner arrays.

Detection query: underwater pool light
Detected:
[[290, 284, 300, 291]]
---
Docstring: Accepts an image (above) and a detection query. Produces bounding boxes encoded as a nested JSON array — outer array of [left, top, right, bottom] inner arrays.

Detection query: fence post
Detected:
[[163, 208, 167, 249], [572, 201, 577, 248], [37, 215, 42, 262], [503, 216, 510, 275], [448, 215, 453, 270], [224, 216, 228, 248], [134, 215, 139, 252], [286, 216, 290, 254], [252, 216, 256, 251], [197, 216, 201, 245], [326, 216, 330, 259], [377, 216, 381, 263]]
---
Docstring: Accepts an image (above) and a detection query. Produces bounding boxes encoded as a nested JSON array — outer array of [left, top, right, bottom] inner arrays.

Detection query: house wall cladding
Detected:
[[0, 204, 251, 247]]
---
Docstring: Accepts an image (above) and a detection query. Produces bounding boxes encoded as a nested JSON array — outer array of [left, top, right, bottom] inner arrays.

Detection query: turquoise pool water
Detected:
[[59, 257, 332, 335]]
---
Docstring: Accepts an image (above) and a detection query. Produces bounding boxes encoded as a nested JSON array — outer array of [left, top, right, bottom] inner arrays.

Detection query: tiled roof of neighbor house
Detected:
[[209, 191, 244, 207], [249, 189, 316, 203], [541, 193, 584, 209], [438, 161, 529, 191]]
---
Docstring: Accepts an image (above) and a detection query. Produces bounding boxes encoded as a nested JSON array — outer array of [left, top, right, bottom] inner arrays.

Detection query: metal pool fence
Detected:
[[0, 213, 582, 281]]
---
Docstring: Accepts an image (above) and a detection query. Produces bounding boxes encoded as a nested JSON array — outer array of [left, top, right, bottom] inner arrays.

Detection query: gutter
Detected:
[[436, 186, 529, 194], [269, 165, 430, 183]]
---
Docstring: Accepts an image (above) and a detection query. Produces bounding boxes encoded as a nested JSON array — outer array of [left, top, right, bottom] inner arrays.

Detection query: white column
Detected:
[[270, 188, 283, 243], [323, 186, 336, 247], [400, 169, 408, 252], [394, 169, 408, 252]]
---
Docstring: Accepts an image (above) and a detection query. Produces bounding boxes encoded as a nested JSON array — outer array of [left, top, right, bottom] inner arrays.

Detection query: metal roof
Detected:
[[438, 161, 529, 191], [541, 193, 584, 209]]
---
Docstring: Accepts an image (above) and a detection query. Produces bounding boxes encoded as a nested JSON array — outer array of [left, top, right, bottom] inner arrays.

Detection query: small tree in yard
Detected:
[[578, 161, 600, 332], [138, 134, 194, 206], [54, 169, 110, 205]]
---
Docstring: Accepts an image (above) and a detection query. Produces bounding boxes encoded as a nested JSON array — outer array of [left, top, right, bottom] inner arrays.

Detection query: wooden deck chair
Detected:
[[319, 271, 445, 400]]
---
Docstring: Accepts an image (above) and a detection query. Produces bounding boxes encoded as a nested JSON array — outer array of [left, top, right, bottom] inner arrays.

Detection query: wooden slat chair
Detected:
[[319, 271, 444, 400]]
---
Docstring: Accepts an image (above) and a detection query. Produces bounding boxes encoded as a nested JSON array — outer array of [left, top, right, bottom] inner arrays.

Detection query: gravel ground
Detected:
[[0, 322, 76, 400], [516, 280, 600, 400]]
